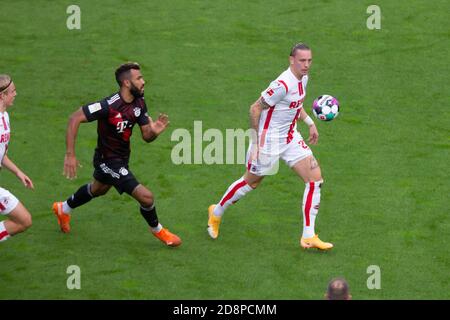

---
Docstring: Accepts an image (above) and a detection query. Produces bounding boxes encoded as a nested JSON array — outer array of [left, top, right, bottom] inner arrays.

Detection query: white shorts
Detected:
[[0, 187, 20, 215], [246, 131, 313, 176]]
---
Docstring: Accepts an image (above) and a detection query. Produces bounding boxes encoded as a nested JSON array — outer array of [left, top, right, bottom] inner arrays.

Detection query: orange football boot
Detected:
[[52, 202, 71, 233], [207, 204, 221, 239], [152, 228, 182, 247], [300, 234, 333, 250]]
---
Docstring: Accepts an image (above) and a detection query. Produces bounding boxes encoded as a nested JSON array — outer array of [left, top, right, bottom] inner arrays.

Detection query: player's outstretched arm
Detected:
[[64, 108, 87, 179], [140, 113, 170, 143], [299, 108, 319, 145], [1, 155, 34, 189]]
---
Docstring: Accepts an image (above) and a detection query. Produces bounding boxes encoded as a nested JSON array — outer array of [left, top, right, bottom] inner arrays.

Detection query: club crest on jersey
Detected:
[[119, 167, 129, 176], [133, 107, 141, 117]]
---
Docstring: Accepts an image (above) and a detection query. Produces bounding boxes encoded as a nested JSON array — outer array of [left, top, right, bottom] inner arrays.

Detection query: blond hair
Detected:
[[290, 43, 311, 56], [0, 74, 12, 93]]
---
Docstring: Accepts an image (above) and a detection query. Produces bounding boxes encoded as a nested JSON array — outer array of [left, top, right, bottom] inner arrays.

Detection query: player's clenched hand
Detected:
[[64, 154, 81, 179], [150, 113, 170, 136], [17, 171, 34, 189], [308, 124, 319, 145]]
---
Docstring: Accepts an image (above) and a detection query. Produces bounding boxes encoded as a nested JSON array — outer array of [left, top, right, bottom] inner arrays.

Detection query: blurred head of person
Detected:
[[325, 277, 352, 300]]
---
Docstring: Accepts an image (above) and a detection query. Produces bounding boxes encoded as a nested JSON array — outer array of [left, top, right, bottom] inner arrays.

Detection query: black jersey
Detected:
[[82, 92, 150, 162]]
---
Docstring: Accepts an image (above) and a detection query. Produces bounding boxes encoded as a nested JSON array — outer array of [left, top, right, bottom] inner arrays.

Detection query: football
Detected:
[[312, 95, 340, 121]]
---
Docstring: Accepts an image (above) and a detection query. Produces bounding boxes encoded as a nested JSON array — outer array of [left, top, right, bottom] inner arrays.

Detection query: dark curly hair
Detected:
[[115, 62, 141, 86]]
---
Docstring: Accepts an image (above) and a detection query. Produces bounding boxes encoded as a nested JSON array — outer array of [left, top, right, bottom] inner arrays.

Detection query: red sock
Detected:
[[0, 221, 11, 242]]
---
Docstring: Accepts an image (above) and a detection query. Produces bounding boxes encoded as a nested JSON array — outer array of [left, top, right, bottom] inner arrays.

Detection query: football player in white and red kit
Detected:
[[0, 74, 34, 242], [208, 43, 333, 250]]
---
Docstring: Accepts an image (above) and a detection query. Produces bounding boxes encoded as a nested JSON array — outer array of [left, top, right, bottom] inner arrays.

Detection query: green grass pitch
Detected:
[[0, 0, 448, 299]]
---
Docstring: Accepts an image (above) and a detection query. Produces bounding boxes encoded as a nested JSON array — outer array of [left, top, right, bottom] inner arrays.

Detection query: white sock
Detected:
[[151, 223, 162, 233], [62, 201, 72, 214], [0, 221, 11, 242], [302, 180, 323, 239], [213, 177, 254, 217]]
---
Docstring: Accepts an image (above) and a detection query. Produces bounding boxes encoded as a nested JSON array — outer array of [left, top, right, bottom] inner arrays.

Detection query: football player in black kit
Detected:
[[53, 62, 181, 247]]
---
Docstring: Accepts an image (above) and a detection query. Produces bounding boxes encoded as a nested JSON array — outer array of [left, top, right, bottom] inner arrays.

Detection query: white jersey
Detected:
[[0, 111, 11, 166], [0, 112, 19, 216], [259, 67, 308, 152]]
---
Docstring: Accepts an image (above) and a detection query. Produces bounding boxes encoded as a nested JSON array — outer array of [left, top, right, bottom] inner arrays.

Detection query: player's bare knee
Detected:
[[309, 156, 320, 170], [243, 177, 259, 189], [15, 214, 32, 233], [91, 185, 108, 196], [243, 174, 262, 189], [140, 190, 154, 207], [90, 181, 110, 197], [141, 197, 154, 208], [314, 174, 323, 182], [22, 214, 32, 230], [97, 189, 108, 196], [9, 205, 32, 232], [248, 180, 260, 189]]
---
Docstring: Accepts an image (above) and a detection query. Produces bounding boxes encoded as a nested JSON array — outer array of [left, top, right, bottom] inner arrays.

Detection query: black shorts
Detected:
[[93, 159, 140, 195]]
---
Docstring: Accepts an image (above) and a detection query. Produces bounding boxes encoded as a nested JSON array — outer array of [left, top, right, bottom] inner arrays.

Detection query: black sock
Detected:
[[140, 205, 159, 228], [66, 184, 94, 209]]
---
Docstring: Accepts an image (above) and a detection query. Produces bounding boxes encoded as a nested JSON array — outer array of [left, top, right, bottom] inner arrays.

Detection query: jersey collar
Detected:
[[287, 67, 305, 83]]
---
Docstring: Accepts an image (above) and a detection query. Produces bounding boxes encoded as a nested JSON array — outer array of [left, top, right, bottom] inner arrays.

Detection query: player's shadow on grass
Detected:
[[299, 248, 336, 255]]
